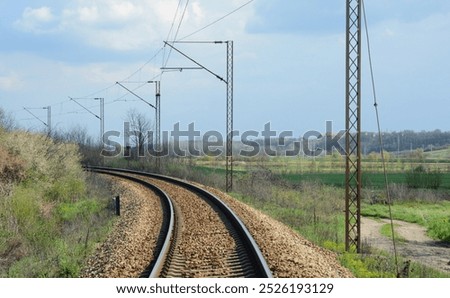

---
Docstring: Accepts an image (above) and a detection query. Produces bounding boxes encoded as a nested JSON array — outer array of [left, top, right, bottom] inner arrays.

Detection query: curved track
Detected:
[[87, 166, 272, 278]]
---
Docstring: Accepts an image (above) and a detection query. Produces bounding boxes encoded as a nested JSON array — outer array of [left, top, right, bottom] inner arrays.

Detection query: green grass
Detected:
[[424, 146, 450, 160], [197, 153, 450, 173], [0, 130, 115, 277], [362, 201, 450, 242], [280, 172, 450, 189], [380, 223, 406, 242], [193, 164, 450, 189], [57, 199, 103, 222], [324, 241, 450, 278], [195, 151, 450, 189], [231, 187, 450, 278], [1, 179, 113, 277]]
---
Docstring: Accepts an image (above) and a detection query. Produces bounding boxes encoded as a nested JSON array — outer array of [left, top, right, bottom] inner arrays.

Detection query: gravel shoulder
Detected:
[[80, 176, 163, 277], [361, 217, 450, 273], [199, 184, 353, 278], [81, 174, 353, 278]]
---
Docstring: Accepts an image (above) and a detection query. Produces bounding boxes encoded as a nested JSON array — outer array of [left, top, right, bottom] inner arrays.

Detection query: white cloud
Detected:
[[58, 0, 180, 51], [152, 0, 180, 23], [0, 73, 22, 91], [11, 1, 256, 52], [109, 1, 140, 21], [76, 6, 100, 23], [383, 27, 396, 38], [60, 62, 153, 85], [191, 2, 205, 23], [24, 6, 54, 22], [15, 6, 57, 33]]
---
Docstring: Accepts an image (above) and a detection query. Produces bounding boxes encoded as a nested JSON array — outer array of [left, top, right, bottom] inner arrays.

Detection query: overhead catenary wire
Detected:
[[163, 41, 227, 83], [22, 107, 48, 127], [15, 1, 253, 131], [115, 82, 156, 109], [175, 0, 190, 41], [13, 47, 166, 122], [119, 47, 165, 84], [69, 97, 101, 120], [20, 98, 139, 121], [53, 65, 161, 118], [162, 0, 184, 69], [162, 0, 190, 70], [68, 47, 165, 106], [162, 0, 255, 70], [179, 0, 255, 41], [362, 0, 400, 277]]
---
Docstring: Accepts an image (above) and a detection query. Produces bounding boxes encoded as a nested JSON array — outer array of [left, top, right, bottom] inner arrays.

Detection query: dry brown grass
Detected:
[[0, 146, 26, 196]]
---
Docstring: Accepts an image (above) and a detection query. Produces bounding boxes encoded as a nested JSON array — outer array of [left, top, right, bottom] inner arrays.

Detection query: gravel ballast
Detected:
[[80, 177, 162, 278], [81, 174, 353, 278], [199, 184, 353, 278]]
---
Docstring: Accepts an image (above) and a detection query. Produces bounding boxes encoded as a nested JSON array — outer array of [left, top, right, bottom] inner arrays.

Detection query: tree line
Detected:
[[361, 130, 450, 154]]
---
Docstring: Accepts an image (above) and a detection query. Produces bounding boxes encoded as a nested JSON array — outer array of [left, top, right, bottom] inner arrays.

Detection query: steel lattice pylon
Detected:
[[162, 40, 234, 192], [226, 41, 233, 192], [345, 0, 362, 253]]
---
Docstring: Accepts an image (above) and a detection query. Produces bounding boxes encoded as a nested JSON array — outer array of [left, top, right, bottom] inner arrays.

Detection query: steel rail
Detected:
[[86, 166, 273, 278], [85, 168, 175, 278]]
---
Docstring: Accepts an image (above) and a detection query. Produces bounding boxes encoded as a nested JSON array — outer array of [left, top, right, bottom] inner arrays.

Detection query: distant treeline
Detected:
[[243, 129, 450, 156], [361, 130, 450, 154]]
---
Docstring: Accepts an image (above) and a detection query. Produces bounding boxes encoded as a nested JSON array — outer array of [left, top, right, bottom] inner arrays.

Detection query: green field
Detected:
[[281, 172, 450, 189], [194, 146, 450, 190], [192, 165, 450, 189]]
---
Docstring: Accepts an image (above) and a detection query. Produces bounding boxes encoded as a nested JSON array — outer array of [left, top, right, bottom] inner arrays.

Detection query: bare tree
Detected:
[[126, 108, 153, 158], [53, 125, 92, 147], [0, 107, 16, 131]]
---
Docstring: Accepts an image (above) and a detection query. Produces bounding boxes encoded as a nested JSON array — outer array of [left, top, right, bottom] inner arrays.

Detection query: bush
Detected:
[[428, 217, 450, 242], [0, 147, 26, 196], [0, 129, 114, 277], [46, 176, 86, 203]]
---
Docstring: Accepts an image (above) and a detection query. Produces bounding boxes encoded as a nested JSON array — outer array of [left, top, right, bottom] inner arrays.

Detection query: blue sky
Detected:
[[1, 0, 449, 140]]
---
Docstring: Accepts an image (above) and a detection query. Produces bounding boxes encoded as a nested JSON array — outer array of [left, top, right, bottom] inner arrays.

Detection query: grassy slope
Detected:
[[0, 130, 113, 277]]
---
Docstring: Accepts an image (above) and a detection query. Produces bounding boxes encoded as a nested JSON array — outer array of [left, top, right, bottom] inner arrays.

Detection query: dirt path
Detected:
[[361, 217, 450, 273]]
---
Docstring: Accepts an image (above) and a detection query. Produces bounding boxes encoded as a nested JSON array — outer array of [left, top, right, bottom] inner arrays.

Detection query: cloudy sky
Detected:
[[1, 0, 449, 140]]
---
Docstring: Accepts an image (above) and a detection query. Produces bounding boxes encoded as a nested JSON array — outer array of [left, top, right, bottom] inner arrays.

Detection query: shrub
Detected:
[[46, 176, 86, 203], [0, 129, 114, 277], [0, 147, 26, 192], [428, 217, 450, 242]]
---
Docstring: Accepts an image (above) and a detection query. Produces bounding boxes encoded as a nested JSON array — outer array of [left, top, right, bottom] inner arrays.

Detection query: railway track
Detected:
[[86, 166, 272, 278]]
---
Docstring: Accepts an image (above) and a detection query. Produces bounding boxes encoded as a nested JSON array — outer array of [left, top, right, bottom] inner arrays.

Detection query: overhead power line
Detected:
[[69, 97, 101, 120], [23, 107, 48, 127], [163, 41, 227, 83], [162, 40, 234, 191], [116, 82, 156, 109], [162, 0, 191, 69], [361, 0, 399, 276], [180, 0, 255, 40]]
